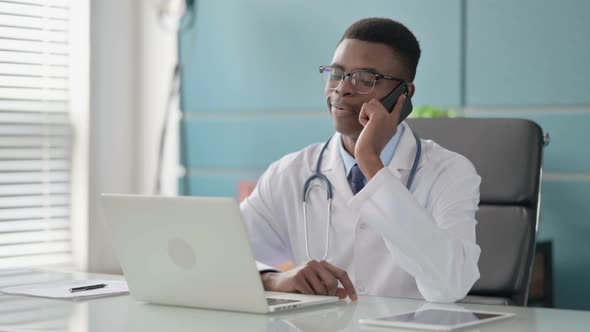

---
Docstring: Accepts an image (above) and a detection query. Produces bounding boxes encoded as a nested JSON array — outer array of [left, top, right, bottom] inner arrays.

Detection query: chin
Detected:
[[332, 120, 362, 139]]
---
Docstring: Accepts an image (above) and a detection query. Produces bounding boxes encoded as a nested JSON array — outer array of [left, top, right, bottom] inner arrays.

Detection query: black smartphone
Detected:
[[380, 82, 413, 123]]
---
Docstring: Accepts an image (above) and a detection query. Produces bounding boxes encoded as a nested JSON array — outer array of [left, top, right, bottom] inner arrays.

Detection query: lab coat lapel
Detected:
[[319, 133, 354, 202], [317, 125, 425, 200], [389, 122, 426, 172]]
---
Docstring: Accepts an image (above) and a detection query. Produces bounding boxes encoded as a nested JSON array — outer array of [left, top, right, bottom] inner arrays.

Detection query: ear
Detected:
[[407, 82, 416, 98]]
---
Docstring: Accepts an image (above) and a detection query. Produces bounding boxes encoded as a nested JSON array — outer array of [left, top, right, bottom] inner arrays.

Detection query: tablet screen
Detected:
[[380, 309, 503, 326]]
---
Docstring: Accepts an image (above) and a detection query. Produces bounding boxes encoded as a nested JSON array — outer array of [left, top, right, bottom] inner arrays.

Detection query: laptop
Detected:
[[100, 194, 339, 314]]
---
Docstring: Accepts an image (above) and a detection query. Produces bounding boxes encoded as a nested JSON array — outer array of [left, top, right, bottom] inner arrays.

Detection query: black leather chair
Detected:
[[407, 118, 546, 306]]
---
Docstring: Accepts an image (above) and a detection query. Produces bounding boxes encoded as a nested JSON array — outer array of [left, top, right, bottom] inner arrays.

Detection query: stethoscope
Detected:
[[302, 133, 422, 261]]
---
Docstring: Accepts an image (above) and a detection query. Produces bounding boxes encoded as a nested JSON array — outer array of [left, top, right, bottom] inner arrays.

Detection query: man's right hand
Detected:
[[260, 260, 358, 301]]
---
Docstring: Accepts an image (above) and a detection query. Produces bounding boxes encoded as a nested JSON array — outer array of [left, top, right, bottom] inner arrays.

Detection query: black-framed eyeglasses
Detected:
[[319, 65, 405, 94]]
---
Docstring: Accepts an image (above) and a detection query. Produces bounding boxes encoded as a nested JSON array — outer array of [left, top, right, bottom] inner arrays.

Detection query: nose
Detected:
[[334, 75, 355, 96]]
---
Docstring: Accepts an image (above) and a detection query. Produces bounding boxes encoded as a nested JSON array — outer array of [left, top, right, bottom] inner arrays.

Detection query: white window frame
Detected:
[[68, 0, 90, 270]]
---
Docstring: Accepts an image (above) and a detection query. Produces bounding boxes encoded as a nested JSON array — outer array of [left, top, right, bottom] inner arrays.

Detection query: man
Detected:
[[240, 18, 481, 303]]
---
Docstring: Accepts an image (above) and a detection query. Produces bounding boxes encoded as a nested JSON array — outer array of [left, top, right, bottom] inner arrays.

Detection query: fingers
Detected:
[[303, 266, 329, 295], [277, 261, 356, 301], [359, 99, 385, 127], [365, 94, 405, 117], [358, 106, 369, 127], [365, 98, 388, 114], [311, 262, 339, 296], [293, 271, 315, 295], [320, 260, 358, 301], [335, 288, 348, 299], [301, 261, 351, 298], [390, 93, 406, 114], [359, 100, 381, 123], [389, 93, 406, 125]]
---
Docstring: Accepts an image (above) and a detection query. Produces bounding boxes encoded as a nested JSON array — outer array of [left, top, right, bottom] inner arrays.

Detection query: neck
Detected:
[[341, 135, 357, 158]]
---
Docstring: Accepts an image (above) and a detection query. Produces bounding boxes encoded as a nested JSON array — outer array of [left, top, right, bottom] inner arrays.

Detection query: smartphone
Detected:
[[381, 81, 413, 123]]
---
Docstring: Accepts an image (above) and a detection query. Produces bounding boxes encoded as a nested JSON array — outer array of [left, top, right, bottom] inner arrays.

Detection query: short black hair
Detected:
[[339, 17, 421, 81]]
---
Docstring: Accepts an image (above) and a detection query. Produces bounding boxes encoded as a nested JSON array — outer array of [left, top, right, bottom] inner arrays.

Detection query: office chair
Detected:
[[407, 118, 547, 306]]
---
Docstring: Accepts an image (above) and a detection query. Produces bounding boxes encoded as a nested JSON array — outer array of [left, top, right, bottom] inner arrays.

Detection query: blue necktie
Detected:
[[350, 164, 365, 195]]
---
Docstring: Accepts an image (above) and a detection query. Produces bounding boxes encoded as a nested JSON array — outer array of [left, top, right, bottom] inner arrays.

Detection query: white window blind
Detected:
[[0, 0, 74, 269]]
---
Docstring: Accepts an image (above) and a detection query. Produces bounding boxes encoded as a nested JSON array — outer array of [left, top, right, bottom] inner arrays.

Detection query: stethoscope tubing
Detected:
[[302, 134, 421, 261]]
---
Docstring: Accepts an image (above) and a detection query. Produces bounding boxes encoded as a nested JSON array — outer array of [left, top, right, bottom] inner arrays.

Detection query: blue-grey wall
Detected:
[[463, 0, 590, 311], [178, 0, 464, 198], [179, 0, 590, 310]]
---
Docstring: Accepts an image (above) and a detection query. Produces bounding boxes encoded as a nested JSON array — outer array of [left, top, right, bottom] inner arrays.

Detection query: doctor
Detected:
[[240, 18, 481, 303]]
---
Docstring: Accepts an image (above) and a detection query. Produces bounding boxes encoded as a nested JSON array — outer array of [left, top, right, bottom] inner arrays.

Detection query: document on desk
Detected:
[[0, 278, 129, 300]]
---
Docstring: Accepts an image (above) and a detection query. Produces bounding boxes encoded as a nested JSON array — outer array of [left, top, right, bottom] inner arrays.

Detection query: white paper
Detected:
[[0, 278, 129, 300]]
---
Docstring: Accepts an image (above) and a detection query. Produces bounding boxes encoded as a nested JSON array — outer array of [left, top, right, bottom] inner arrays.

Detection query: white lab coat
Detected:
[[240, 122, 482, 303]]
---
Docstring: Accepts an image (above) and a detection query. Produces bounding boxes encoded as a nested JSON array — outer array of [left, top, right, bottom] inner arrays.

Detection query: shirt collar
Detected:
[[338, 123, 405, 177]]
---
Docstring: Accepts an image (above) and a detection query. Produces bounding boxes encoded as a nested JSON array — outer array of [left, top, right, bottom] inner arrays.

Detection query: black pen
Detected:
[[69, 283, 107, 293]]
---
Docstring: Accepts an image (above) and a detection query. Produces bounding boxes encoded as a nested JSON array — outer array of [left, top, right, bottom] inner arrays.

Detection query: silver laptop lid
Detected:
[[100, 194, 270, 313]]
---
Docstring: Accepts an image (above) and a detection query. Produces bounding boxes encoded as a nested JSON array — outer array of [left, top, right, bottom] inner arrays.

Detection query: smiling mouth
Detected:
[[330, 102, 355, 111], [330, 104, 357, 116], [333, 105, 351, 111]]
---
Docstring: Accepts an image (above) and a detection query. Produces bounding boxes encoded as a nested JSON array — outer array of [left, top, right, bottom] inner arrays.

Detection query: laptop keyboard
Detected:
[[266, 298, 301, 306]]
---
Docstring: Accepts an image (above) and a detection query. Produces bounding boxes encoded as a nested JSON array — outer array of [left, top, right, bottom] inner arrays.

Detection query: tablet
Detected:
[[359, 308, 514, 331]]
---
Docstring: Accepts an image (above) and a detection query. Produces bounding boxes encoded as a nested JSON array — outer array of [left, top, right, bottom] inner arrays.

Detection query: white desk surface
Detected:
[[0, 269, 588, 332]]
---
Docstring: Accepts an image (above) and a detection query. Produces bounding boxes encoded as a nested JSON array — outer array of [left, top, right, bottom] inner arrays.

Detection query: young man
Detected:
[[240, 18, 481, 303]]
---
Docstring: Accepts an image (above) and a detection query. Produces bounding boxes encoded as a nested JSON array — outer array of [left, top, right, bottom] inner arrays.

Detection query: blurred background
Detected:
[[0, 0, 588, 312]]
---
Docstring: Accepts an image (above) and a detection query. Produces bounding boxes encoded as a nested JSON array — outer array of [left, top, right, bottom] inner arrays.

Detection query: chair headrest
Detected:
[[407, 118, 544, 206]]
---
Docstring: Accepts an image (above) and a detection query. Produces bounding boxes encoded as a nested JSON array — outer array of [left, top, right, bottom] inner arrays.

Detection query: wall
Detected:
[[178, 0, 462, 195], [178, 0, 590, 309], [89, 0, 138, 274], [463, 0, 590, 310], [88, 0, 177, 274]]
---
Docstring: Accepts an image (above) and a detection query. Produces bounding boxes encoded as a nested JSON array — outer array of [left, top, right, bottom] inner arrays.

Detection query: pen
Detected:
[[69, 283, 107, 293]]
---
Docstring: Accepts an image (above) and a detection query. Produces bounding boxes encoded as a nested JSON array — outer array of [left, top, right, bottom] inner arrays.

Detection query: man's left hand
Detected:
[[355, 93, 406, 180]]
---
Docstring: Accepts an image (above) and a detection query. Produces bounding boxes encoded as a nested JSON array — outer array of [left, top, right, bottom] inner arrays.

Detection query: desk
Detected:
[[0, 269, 589, 332]]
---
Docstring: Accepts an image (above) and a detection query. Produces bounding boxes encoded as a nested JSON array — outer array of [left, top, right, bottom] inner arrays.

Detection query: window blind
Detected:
[[0, 0, 74, 269]]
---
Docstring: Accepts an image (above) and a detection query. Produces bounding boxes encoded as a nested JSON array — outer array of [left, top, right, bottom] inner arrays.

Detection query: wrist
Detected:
[[260, 271, 278, 290], [356, 154, 384, 181]]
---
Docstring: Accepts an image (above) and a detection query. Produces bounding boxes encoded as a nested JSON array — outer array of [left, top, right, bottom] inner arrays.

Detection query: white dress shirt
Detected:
[[340, 124, 404, 186], [242, 122, 482, 303]]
